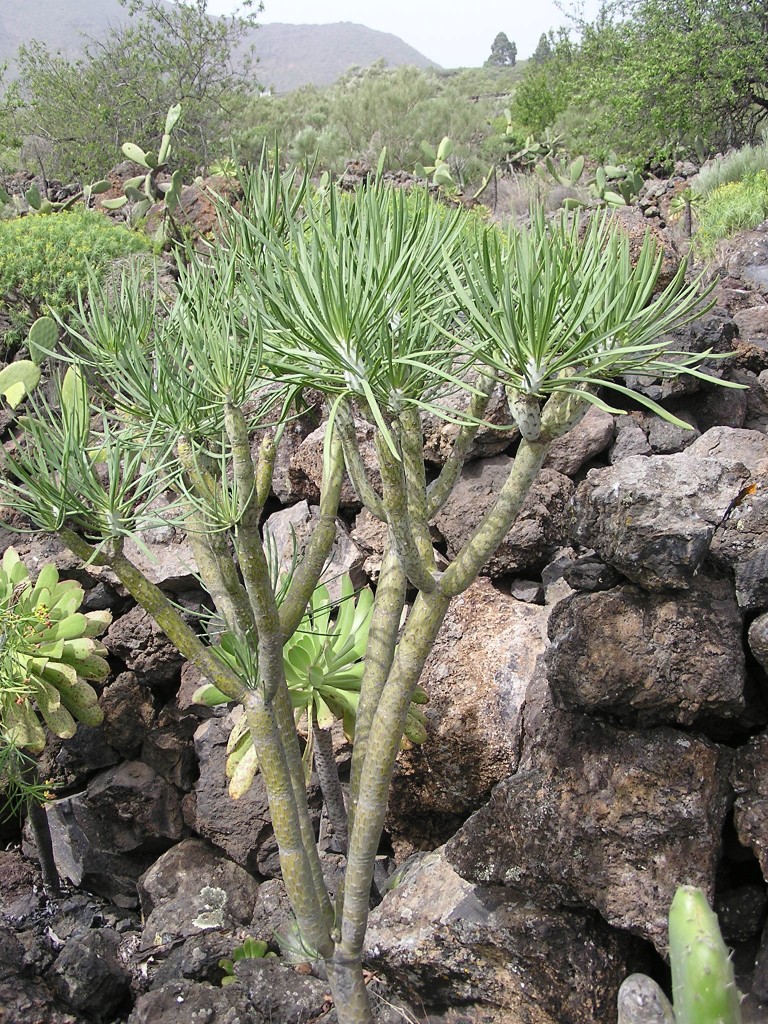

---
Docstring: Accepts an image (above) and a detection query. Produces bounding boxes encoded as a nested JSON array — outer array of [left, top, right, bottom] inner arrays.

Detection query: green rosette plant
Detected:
[[219, 936, 274, 985], [194, 574, 427, 849], [0, 547, 111, 756]]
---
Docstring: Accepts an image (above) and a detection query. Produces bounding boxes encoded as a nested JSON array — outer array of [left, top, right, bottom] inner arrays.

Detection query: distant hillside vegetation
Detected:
[[0, 1, 438, 93], [250, 23, 437, 92]]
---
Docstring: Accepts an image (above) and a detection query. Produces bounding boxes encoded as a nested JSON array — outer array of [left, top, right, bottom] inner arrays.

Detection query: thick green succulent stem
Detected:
[[279, 427, 345, 638], [347, 542, 407, 834], [340, 585, 450, 961], [440, 388, 590, 596], [669, 886, 742, 1024], [336, 400, 386, 521], [326, 957, 372, 1024], [242, 688, 334, 960], [224, 402, 284, 701], [375, 430, 436, 593], [439, 435, 549, 595], [426, 368, 497, 518], [398, 408, 436, 575], [254, 434, 277, 516], [185, 518, 256, 642], [59, 530, 245, 701], [223, 402, 332, 924]]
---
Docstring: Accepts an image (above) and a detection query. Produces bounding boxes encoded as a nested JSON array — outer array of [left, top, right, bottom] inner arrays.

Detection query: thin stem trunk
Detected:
[[340, 587, 450, 961], [313, 722, 348, 854], [23, 763, 61, 898], [347, 543, 406, 833]]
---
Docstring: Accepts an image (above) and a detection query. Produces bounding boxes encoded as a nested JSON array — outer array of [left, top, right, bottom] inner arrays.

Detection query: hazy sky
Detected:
[[203, 0, 588, 68]]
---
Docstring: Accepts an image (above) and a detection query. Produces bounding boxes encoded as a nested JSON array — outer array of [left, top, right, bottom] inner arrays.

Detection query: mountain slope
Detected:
[[0, 1, 438, 93]]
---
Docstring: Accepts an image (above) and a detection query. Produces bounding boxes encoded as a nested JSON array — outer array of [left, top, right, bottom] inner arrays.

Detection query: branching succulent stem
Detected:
[[336, 401, 386, 521], [426, 368, 497, 518], [59, 529, 246, 701], [279, 428, 345, 638], [375, 431, 437, 593]]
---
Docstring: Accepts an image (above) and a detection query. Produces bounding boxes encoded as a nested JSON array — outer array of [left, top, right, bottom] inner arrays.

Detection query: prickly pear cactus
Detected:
[[617, 886, 742, 1024], [0, 548, 111, 755], [669, 886, 742, 1024]]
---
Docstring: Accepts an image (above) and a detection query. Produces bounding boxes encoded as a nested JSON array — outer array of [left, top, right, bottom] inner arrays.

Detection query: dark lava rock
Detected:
[[545, 575, 746, 726], [366, 849, 635, 1024], [446, 710, 730, 952], [573, 448, 748, 589], [434, 460, 574, 577], [49, 928, 130, 1020]]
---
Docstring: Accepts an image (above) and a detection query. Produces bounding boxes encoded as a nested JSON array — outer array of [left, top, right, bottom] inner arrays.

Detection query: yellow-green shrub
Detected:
[[695, 169, 768, 257], [0, 209, 154, 351]]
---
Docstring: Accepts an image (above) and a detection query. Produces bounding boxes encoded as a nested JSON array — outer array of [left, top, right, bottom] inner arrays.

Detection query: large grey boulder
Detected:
[[573, 447, 749, 589], [46, 762, 185, 905], [105, 606, 184, 687], [623, 308, 737, 400], [387, 577, 550, 852], [544, 406, 615, 475], [687, 424, 768, 468], [288, 416, 380, 508], [545, 575, 746, 726], [120, 534, 199, 591], [138, 838, 260, 929], [264, 501, 366, 601], [365, 848, 634, 1024], [422, 379, 516, 465], [100, 671, 157, 759], [183, 713, 320, 876], [434, 460, 574, 577], [127, 979, 252, 1024], [234, 959, 330, 1024], [49, 929, 130, 1021], [184, 713, 276, 875], [446, 678, 730, 951]]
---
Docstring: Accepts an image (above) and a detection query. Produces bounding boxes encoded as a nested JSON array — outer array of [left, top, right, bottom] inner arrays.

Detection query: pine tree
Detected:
[[485, 32, 517, 68], [532, 33, 553, 64]]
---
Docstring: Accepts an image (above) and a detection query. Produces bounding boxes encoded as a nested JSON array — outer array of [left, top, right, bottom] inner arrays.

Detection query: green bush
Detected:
[[696, 140, 768, 197], [0, 209, 154, 352], [695, 169, 768, 257]]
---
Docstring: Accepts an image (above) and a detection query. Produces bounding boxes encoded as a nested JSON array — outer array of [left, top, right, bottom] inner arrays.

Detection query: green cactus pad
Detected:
[[27, 317, 58, 364], [669, 886, 742, 1024], [0, 361, 41, 409]]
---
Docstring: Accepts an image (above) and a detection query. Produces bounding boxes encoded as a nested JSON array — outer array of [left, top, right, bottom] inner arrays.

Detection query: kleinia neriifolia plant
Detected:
[[0, 163, 741, 1023]]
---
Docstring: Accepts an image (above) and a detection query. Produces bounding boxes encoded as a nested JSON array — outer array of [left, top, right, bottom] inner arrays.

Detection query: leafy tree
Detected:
[[485, 32, 517, 68], [512, 0, 768, 165], [3, 0, 259, 180], [1, 165, 728, 1023]]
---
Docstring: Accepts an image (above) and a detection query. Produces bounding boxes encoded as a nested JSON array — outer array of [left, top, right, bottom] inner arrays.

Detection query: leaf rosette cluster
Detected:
[[0, 547, 110, 755]]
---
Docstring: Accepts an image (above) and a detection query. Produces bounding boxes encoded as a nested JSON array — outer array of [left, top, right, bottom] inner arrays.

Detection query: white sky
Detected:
[[203, 0, 591, 68]]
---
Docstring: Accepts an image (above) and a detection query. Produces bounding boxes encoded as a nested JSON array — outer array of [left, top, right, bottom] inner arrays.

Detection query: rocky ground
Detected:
[[3, 200, 768, 1023]]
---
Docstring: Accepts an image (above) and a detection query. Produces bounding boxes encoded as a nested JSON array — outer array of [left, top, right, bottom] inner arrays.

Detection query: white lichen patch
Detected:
[[192, 885, 228, 929]]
